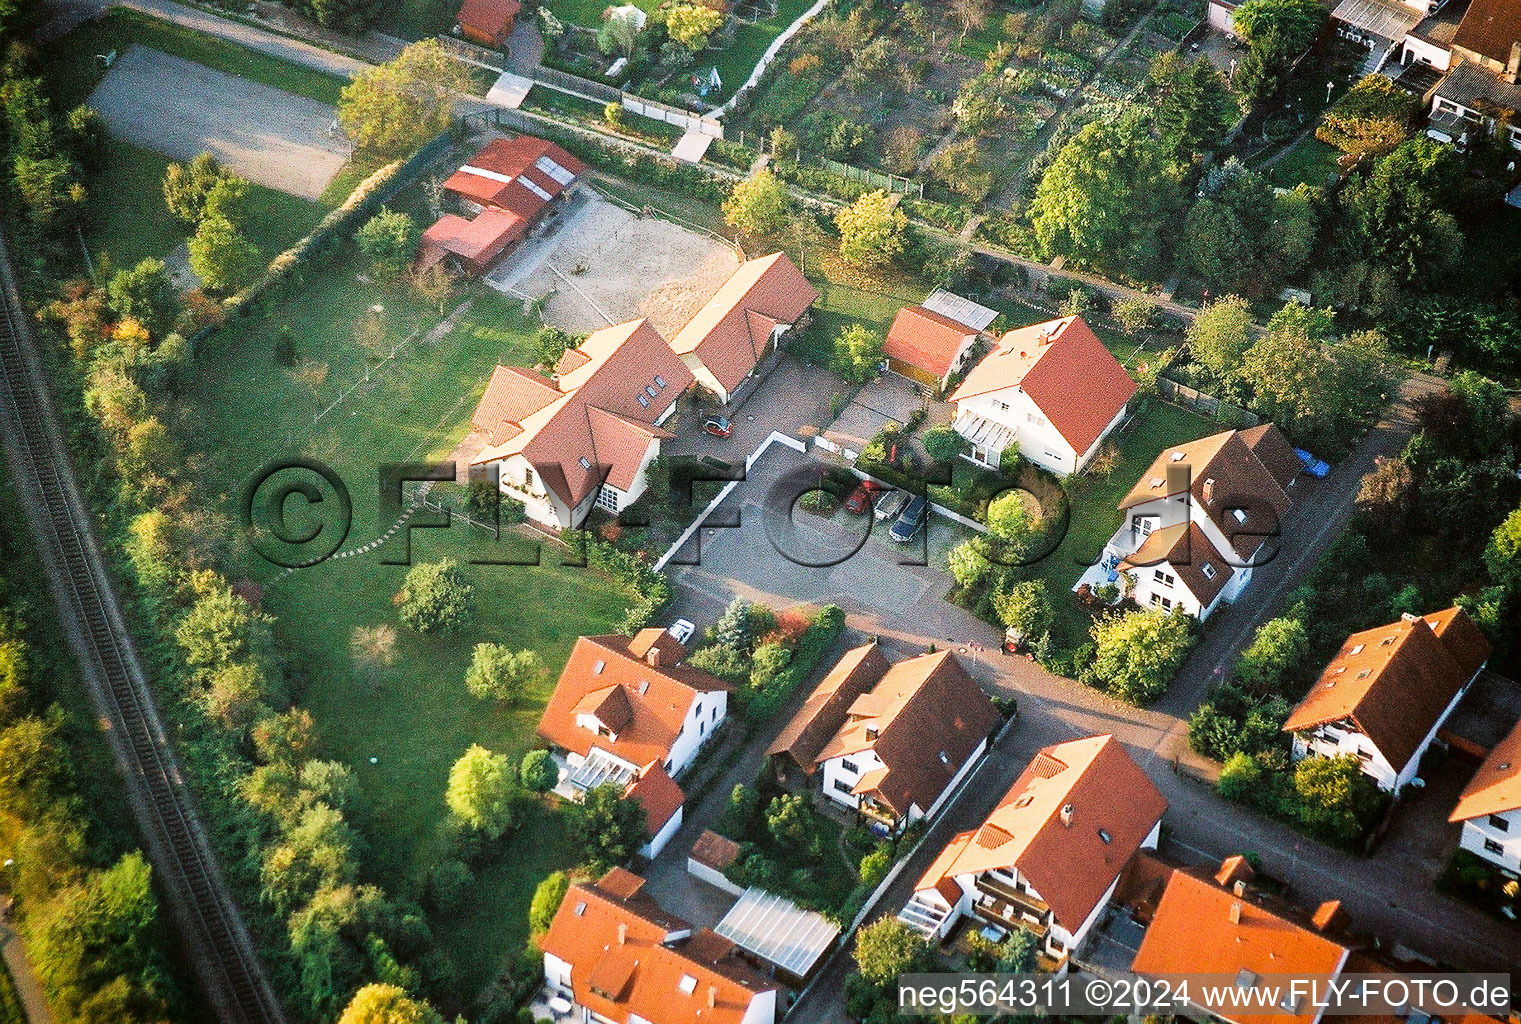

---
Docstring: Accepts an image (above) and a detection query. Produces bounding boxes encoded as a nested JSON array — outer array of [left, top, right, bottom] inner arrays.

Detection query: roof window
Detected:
[[593, 660, 605, 674], [638, 680, 649, 695], [1202, 563, 1216, 580], [938, 751, 951, 766], [1169, 451, 1185, 461], [574, 901, 587, 916], [654, 375, 667, 388], [1098, 828, 1112, 844], [1148, 476, 1164, 488], [1356, 669, 1371, 679], [678, 974, 698, 995], [1349, 644, 1364, 655], [646, 385, 659, 397], [578, 456, 592, 469], [1232, 508, 1248, 523], [638, 393, 650, 407]]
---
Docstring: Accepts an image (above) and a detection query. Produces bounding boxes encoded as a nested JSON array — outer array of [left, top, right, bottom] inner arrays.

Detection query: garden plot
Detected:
[[87, 45, 347, 200], [485, 191, 740, 336]]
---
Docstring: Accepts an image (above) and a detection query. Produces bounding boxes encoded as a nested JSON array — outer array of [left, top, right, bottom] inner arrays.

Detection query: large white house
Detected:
[[1284, 606, 1492, 793], [541, 868, 778, 1024], [1451, 714, 1521, 873], [949, 315, 1136, 478], [537, 630, 729, 857], [898, 734, 1166, 964], [1077, 424, 1302, 621], [469, 318, 694, 530]]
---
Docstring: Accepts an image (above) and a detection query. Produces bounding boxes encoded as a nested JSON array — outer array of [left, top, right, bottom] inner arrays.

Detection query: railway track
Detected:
[[0, 230, 288, 1024]]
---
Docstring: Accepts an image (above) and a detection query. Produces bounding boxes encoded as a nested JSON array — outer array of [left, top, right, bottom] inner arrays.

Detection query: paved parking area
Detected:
[[822, 373, 952, 457], [88, 45, 346, 199]]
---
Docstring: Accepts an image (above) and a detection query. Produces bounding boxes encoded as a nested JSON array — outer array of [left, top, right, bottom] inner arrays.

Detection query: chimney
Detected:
[[1202, 478, 1216, 505], [1060, 803, 1074, 828], [646, 646, 663, 668], [1229, 901, 1243, 924], [1233, 880, 1248, 897], [1507, 41, 1520, 84], [617, 923, 627, 946], [708, 986, 717, 1009]]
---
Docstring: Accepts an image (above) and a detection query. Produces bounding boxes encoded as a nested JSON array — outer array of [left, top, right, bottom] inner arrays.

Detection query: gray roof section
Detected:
[[1333, 0, 1423, 41], [713, 888, 840, 977], [1434, 58, 1521, 109], [921, 289, 1000, 333]]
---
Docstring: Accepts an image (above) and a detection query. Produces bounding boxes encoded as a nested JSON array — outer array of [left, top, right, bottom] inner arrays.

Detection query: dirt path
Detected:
[[0, 920, 55, 1024]]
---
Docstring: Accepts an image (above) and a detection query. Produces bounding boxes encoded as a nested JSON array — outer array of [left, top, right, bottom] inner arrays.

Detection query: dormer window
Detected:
[[638, 393, 650, 407], [1201, 563, 1216, 580]]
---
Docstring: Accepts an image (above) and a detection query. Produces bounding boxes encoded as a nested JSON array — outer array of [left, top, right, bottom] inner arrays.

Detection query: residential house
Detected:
[[470, 318, 694, 531], [1397, 0, 1521, 149], [1284, 606, 1492, 792], [419, 135, 584, 276], [1332, 0, 1435, 68], [669, 252, 817, 407], [1079, 424, 1301, 621], [455, 0, 521, 47], [1131, 856, 1354, 1024], [898, 735, 1166, 963], [1208, 0, 1239, 34], [537, 630, 730, 857], [949, 315, 1136, 477], [881, 289, 998, 392], [769, 644, 997, 833], [541, 867, 778, 1024], [1449, 713, 1521, 873]]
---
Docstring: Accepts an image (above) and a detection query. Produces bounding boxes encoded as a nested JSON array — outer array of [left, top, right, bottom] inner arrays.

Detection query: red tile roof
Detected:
[[765, 643, 891, 773], [541, 871, 776, 1024], [1132, 862, 1351, 1024], [471, 319, 694, 507], [813, 650, 999, 817], [624, 764, 684, 837], [420, 209, 527, 267], [456, 0, 521, 40], [1119, 522, 1232, 608], [914, 734, 1166, 935], [670, 253, 817, 394], [443, 135, 584, 215], [883, 305, 979, 378], [1452, 0, 1521, 62], [1284, 608, 1490, 772], [1451, 713, 1521, 821], [1237, 423, 1302, 492], [538, 634, 730, 770], [690, 830, 742, 871]]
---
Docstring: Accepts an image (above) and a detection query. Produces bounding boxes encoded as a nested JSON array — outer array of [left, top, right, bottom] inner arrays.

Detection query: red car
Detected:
[[844, 479, 886, 514], [703, 416, 733, 438]]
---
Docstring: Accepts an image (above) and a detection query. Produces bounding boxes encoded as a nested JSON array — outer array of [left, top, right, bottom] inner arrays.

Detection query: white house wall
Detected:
[[821, 748, 885, 812], [1074, 403, 1130, 474], [665, 690, 727, 778], [640, 804, 683, 859], [1460, 811, 1521, 873], [956, 390, 1080, 476], [1401, 33, 1451, 70], [1292, 725, 1400, 791], [739, 988, 779, 1024]]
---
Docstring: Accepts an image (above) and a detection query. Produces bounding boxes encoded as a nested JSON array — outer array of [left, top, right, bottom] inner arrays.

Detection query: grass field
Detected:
[[42, 8, 346, 110], [185, 255, 635, 995], [372, 0, 462, 40], [1265, 137, 1340, 189], [709, 0, 816, 101], [546, 0, 663, 27]]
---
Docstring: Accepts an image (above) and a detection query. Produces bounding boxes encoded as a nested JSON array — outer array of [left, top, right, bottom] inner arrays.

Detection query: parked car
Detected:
[[889, 495, 928, 542], [1295, 448, 1330, 478], [844, 479, 886, 514], [703, 416, 733, 438], [667, 619, 696, 645], [873, 490, 910, 522]]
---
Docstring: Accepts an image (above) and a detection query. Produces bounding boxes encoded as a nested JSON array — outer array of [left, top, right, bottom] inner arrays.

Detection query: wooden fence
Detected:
[[1157, 378, 1261, 427], [532, 66, 726, 138]]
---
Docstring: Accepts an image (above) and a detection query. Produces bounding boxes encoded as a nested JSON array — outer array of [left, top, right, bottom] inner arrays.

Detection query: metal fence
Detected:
[[532, 66, 726, 138], [821, 157, 919, 195]]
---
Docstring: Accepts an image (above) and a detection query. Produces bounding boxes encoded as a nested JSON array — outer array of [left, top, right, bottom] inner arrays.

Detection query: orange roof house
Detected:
[[1285, 607, 1491, 792], [1132, 858, 1353, 1024], [420, 135, 583, 276], [1450, 713, 1521, 873], [883, 305, 982, 390], [808, 647, 998, 830], [899, 734, 1166, 958], [1096, 424, 1300, 621], [456, 0, 521, 46], [540, 869, 778, 1024], [949, 316, 1136, 477], [765, 643, 890, 775], [470, 319, 694, 530], [669, 252, 817, 404]]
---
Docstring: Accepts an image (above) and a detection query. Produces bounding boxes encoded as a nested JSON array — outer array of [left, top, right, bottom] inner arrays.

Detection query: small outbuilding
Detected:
[[714, 887, 841, 984], [455, 0, 522, 47]]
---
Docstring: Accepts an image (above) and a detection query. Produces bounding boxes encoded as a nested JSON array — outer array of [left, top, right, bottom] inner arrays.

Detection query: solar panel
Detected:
[[535, 156, 577, 186]]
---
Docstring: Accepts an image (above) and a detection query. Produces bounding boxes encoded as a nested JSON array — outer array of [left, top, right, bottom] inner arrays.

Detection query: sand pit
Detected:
[[487, 191, 740, 336]]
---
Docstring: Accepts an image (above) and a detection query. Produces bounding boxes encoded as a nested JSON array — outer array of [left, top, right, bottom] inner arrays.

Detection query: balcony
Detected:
[[973, 875, 1051, 931]]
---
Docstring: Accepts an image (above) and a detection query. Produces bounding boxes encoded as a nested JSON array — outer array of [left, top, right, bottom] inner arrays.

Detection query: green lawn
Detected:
[[83, 142, 324, 271], [546, 0, 663, 27], [707, 0, 817, 101], [373, 0, 462, 40], [1265, 137, 1341, 189], [185, 263, 635, 996], [42, 8, 347, 111]]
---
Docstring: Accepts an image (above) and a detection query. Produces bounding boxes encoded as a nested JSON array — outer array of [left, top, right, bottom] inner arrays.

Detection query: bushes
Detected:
[[1216, 750, 1388, 849], [580, 534, 671, 633], [690, 601, 845, 720]]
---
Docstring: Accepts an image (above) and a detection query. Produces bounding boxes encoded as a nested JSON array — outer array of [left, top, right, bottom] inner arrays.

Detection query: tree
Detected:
[[337, 41, 473, 155], [410, 261, 454, 314], [175, 576, 278, 680], [1112, 296, 1158, 335], [294, 0, 383, 33], [946, 539, 992, 591], [853, 918, 927, 989], [596, 11, 640, 57], [922, 426, 966, 464], [520, 749, 558, 793], [394, 559, 475, 635], [1234, 616, 1307, 695], [765, 793, 814, 846], [722, 169, 789, 237], [992, 578, 1054, 640], [529, 871, 570, 935], [188, 215, 261, 292], [574, 782, 648, 872], [1338, 139, 1464, 287], [357, 207, 420, 277], [1242, 314, 1390, 454], [665, 3, 722, 49], [205, 661, 272, 730], [1317, 75, 1418, 156], [834, 190, 906, 267], [1028, 111, 1181, 274], [1186, 296, 1253, 380], [1150, 52, 1237, 161], [163, 152, 229, 224], [1292, 754, 1384, 844], [1232, 0, 1326, 103], [337, 984, 443, 1024], [859, 845, 892, 888], [353, 312, 389, 362], [986, 492, 1035, 547], [951, 0, 993, 41], [13, 154, 86, 231], [832, 323, 883, 384], [349, 625, 397, 690], [1357, 455, 1414, 519], [464, 644, 544, 704], [1485, 507, 1521, 595], [106, 259, 178, 339], [62, 105, 106, 172], [1087, 609, 1195, 704], [446, 744, 518, 838]]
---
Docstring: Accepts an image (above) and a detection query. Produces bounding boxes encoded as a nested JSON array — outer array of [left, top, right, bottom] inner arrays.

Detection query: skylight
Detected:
[[1202, 563, 1216, 580], [677, 974, 698, 995], [638, 394, 650, 407], [1349, 644, 1364, 655], [1098, 828, 1112, 844], [578, 456, 592, 469], [1148, 477, 1164, 488], [646, 385, 659, 397], [1232, 508, 1248, 523], [1169, 451, 1184, 461], [654, 375, 667, 388], [593, 660, 605, 674]]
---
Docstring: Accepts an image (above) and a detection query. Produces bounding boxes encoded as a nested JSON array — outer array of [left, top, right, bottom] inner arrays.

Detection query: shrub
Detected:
[[519, 749, 558, 793], [395, 559, 475, 635]]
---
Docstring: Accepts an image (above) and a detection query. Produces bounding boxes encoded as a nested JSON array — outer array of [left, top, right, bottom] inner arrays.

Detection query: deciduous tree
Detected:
[[722, 168, 789, 236], [106, 258, 178, 339], [356, 207, 420, 277], [336, 983, 443, 1024], [446, 744, 518, 838], [394, 559, 475, 635], [464, 644, 544, 704], [1087, 609, 1195, 704], [337, 41, 473, 155], [834, 190, 906, 267], [574, 782, 647, 872]]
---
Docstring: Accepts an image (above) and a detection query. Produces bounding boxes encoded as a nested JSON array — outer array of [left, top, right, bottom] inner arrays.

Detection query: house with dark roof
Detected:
[[1077, 424, 1301, 621], [537, 630, 731, 858], [1396, 0, 1521, 150], [949, 315, 1136, 477], [540, 868, 779, 1024], [470, 318, 694, 530], [454, 0, 521, 47], [669, 252, 817, 407], [1450, 713, 1521, 872], [898, 735, 1166, 963], [1285, 606, 1491, 792], [419, 134, 584, 276], [783, 644, 997, 833]]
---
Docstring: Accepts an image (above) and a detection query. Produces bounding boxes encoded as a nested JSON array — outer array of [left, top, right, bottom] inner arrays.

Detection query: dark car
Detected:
[[844, 479, 885, 514], [889, 495, 928, 542]]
